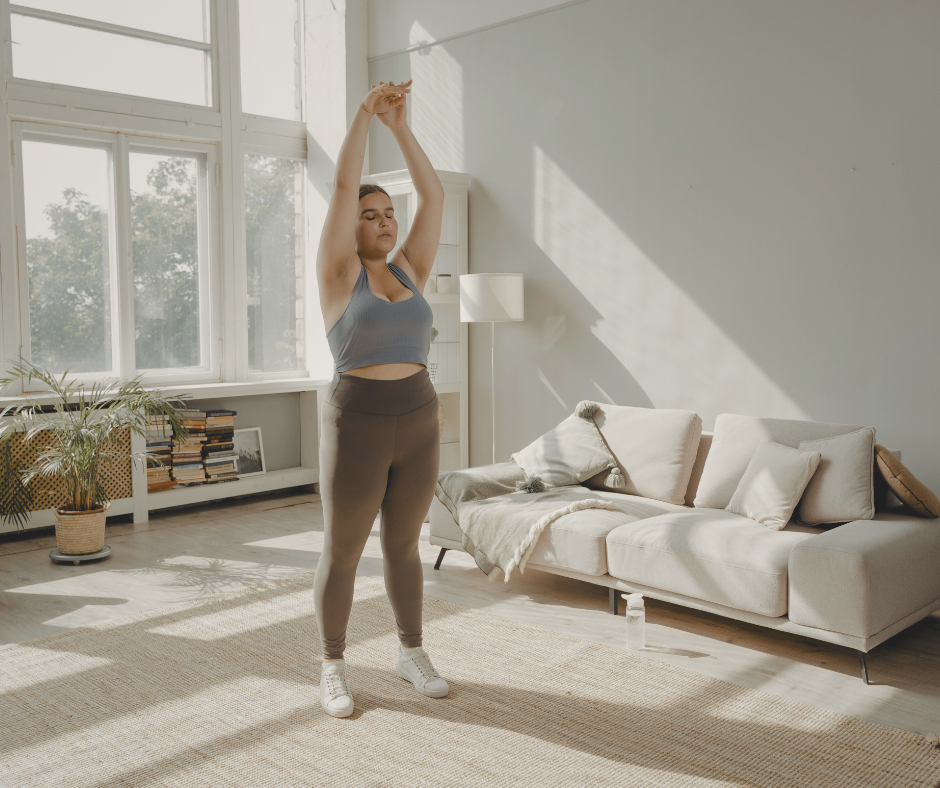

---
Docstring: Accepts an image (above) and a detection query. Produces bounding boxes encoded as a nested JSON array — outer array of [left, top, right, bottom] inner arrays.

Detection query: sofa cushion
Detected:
[[874, 444, 940, 518], [528, 491, 691, 575], [726, 438, 821, 531], [606, 509, 818, 617], [684, 432, 713, 506], [789, 510, 940, 637], [796, 428, 877, 525], [693, 414, 867, 510], [582, 405, 702, 506], [511, 413, 618, 488], [432, 487, 686, 577]]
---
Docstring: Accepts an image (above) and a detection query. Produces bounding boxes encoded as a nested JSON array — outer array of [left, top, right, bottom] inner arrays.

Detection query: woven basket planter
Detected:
[[53, 503, 111, 555]]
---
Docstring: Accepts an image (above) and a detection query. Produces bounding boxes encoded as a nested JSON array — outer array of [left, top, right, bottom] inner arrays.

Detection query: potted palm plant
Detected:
[[0, 361, 189, 561]]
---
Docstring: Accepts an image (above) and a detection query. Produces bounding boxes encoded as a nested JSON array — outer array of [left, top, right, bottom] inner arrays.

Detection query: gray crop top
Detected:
[[326, 262, 434, 373]]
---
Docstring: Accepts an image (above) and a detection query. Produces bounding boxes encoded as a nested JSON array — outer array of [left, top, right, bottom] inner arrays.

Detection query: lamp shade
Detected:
[[459, 273, 524, 323]]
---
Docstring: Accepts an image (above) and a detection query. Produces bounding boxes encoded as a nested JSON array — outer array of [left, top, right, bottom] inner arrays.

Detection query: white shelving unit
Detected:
[[0, 383, 322, 534], [0, 169, 471, 534]]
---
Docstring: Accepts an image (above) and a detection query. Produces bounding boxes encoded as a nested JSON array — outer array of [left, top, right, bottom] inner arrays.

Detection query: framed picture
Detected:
[[233, 427, 265, 476]]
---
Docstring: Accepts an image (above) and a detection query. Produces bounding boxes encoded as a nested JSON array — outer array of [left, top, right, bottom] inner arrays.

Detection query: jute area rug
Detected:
[[1, 572, 939, 788]]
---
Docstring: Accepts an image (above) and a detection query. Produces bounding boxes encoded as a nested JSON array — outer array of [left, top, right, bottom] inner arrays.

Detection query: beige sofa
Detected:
[[430, 420, 940, 684]]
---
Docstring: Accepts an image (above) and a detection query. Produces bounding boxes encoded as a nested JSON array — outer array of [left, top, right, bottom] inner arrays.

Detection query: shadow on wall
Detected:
[[370, 21, 807, 431], [532, 144, 808, 428], [305, 131, 336, 203]]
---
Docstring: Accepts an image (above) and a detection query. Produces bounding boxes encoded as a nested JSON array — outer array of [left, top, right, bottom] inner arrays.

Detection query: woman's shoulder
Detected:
[[388, 251, 422, 290]]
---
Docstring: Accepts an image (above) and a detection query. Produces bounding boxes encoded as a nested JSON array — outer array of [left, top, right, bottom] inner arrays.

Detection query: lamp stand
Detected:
[[491, 321, 496, 464]]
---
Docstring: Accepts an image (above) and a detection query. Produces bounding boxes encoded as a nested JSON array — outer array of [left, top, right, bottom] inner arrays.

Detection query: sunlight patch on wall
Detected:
[[540, 314, 566, 353], [537, 367, 568, 410], [533, 145, 807, 425], [590, 379, 617, 407], [408, 20, 464, 172]]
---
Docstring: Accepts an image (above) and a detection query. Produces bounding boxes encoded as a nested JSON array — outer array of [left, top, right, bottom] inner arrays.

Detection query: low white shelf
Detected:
[[146, 467, 318, 511]]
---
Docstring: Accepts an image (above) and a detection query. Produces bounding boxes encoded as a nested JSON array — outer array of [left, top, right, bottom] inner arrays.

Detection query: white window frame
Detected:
[[7, 1, 218, 112], [237, 0, 306, 125], [125, 135, 221, 385], [11, 123, 120, 382], [10, 122, 223, 387], [0, 0, 310, 395]]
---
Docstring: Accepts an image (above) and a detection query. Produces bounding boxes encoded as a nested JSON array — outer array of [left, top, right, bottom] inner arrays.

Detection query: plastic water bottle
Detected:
[[623, 593, 646, 650]]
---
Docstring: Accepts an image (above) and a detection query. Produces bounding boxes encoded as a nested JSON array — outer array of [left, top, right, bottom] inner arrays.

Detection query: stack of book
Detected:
[[145, 414, 176, 493], [204, 409, 239, 484], [171, 408, 208, 486]]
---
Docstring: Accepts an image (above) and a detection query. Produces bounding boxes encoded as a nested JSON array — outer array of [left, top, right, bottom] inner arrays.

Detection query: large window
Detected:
[[20, 139, 114, 374], [14, 127, 218, 382], [238, 0, 303, 120], [2, 1, 309, 389], [10, 2, 212, 106], [131, 148, 211, 373], [244, 154, 305, 374]]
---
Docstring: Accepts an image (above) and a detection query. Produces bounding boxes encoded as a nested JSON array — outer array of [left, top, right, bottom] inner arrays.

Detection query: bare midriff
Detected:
[[343, 362, 425, 380]]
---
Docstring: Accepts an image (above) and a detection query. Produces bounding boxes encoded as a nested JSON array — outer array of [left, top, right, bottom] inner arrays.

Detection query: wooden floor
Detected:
[[1, 488, 938, 740]]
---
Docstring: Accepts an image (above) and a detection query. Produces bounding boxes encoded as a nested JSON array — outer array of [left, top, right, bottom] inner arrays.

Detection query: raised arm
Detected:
[[376, 82, 445, 282], [316, 82, 410, 285]]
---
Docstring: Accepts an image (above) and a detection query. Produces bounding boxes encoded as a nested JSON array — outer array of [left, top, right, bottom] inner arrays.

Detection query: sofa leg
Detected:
[[433, 548, 448, 570], [858, 651, 870, 685], [609, 587, 618, 615]]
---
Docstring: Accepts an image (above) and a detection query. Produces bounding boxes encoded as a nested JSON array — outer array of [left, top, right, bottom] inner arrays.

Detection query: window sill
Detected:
[[2, 376, 466, 407], [1, 376, 330, 407]]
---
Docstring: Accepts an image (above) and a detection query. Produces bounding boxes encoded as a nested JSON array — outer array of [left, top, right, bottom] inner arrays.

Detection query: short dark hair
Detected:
[[359, 183, 391, 201]]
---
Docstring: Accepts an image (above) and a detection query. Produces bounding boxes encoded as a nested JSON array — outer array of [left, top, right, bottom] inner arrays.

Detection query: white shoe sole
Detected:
[[321, 697, 355, 718], [396, 662, 449, 698]]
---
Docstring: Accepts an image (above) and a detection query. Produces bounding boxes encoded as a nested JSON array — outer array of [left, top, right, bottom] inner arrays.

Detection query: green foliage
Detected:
[[25, 156, 201, 374], [0, 361, 191, 527], [26, 188, 113, 373], [26, 153, 304, 376], [131, 157, 200, 371], [244, 155, 304, 373]]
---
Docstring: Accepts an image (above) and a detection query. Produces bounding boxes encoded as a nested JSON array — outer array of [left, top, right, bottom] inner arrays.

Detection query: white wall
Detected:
[[366, 0, 940, 489], [367, 0, 577, 58]]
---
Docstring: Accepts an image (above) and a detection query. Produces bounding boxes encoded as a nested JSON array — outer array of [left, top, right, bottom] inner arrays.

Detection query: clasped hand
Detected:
[[361, 80, 413, 128]]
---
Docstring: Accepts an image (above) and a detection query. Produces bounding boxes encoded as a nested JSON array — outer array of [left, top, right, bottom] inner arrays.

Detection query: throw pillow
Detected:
[[684, 432, 713, 506], [694, 414, 866, 510], [726, 438, 821, 530], [874, 444, 940, 518], [795, 427, 876, 525], [581, 404, 702, 506], [510, 402, 622, 490]]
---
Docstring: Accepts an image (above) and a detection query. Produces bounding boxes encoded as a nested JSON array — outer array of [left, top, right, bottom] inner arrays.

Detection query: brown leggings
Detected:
[[314, 367, 440, 660]]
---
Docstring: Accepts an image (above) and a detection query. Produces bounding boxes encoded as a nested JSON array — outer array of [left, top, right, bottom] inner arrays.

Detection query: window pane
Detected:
[[22, 140, 113, 374], [244, 155, 305, 373], [239, 0, 302, 120], [131, 151, 205, 372], [12, 14, 211, 106], [15, 0, 210, 42]]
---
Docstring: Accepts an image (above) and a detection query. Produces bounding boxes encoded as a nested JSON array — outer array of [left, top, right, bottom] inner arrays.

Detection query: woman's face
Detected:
[[356, 192, 397, 256]]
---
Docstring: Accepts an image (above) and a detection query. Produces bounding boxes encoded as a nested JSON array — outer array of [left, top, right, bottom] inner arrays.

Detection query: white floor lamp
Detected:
[[459, 273, 525, 464]]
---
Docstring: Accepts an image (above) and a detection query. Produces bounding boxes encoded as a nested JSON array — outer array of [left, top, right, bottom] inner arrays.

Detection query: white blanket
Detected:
[[439, 481, 622, 583]]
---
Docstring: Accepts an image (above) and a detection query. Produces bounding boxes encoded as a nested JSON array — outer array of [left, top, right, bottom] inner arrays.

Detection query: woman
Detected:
[[314, 79, 448, 718]]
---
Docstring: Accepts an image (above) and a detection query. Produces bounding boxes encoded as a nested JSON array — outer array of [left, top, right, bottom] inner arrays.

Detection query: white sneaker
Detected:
[[396, 644, 449, 698], [320, 660, 355, 718]]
